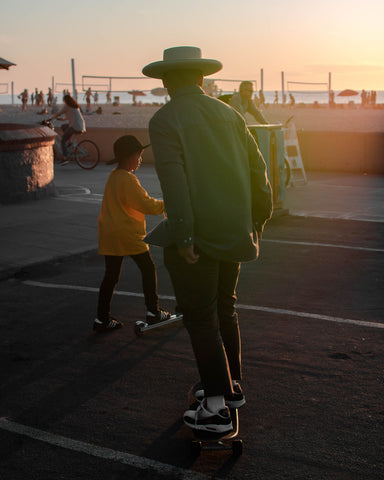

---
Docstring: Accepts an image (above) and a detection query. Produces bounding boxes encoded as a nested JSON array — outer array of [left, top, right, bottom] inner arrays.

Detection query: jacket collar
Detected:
[[171, 85, 205, 99]]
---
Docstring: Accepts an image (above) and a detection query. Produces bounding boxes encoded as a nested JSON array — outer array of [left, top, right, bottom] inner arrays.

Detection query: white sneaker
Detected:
[[183, 400, 233, 433]]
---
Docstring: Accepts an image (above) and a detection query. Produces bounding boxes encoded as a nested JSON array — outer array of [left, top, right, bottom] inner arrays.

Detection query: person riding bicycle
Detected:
[[48, 94, 86, 164]]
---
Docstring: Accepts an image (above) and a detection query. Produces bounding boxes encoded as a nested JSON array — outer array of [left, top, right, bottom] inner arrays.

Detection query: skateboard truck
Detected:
[[134, 313, 183, 336]]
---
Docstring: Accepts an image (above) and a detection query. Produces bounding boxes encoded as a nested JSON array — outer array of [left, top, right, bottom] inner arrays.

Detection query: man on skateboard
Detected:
[[142, 47, 272, 435]]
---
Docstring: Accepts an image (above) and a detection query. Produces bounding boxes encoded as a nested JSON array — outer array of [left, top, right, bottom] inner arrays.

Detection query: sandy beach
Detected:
[[1, 102, 384, 133]]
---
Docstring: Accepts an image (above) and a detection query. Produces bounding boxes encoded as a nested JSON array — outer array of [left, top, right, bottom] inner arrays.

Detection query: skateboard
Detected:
[[188, 383, 243, 456], [191, 408, 242, 456], [134, 313, 183, 336]]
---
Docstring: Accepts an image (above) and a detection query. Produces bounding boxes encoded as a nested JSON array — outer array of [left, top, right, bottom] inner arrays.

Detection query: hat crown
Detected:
[[142, 46, 222, 79], [163, 46, 202, 62]]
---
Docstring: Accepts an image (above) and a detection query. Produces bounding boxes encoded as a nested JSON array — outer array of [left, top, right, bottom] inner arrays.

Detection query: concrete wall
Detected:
[[78, 128, 152, 164], [80, 127, 384, 174], [297, 131, 384, 174], [0, 124, 56, 204]]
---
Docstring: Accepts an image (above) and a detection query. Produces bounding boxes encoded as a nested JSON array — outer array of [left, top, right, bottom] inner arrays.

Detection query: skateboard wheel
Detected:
[[191, 440, 202, 456], [232, 439, 243, 456], [134, 322, 145, 337]]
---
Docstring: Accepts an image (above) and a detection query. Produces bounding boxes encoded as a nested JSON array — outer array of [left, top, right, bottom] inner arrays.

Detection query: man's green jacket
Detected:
[[149, 85, 272, 263]]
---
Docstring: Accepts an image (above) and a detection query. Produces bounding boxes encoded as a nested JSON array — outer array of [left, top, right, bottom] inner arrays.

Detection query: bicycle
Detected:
[[40, 119, 100, 169]]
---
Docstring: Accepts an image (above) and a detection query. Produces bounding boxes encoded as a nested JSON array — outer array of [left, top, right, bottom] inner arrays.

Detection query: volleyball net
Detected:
[[287, 81, 329, 92], [55, 82, 109, 94], [80, 75, 258, 96], [286, 80, 330, 103], [81, 76, 158, 93], [209, 78, 258, 96], [0, 83, 9, 94]]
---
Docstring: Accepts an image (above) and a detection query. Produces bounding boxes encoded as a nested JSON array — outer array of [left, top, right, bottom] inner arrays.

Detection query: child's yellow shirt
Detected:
[[98, 169, 164, 256]]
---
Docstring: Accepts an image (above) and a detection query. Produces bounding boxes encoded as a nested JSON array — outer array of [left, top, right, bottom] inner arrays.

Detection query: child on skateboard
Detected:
[[94, 135, 171, 332]]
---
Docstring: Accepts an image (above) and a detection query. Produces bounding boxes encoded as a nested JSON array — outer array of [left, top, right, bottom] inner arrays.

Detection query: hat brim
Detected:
[[108, 144, 151, 164], [142, 59, 222, 79]]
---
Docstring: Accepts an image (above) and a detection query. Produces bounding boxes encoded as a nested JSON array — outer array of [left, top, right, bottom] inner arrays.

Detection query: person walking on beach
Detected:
[[47, 87, 54, 106], [47, 94, 85, 164], [39, 91, 45, 106], [229, 81, 268, 124], [84, 88, 92, 112], [35, 88, 40, 107], [143, 46, 272, 434], [274, 90, 279, 104], [18, 89, 29, 111], [94, 135, 172, 332]]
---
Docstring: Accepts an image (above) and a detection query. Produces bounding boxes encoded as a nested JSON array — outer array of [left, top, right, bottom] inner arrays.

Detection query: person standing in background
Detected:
[[229, 81, 268, 124]]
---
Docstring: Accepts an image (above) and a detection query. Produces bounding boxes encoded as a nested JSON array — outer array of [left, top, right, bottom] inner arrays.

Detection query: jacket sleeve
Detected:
[[247, 101, 269, 125], [126, 175, 164, 216], [229, 93, 245, 115], [149, 115, 195, 248], [246, 128, 273, 232]]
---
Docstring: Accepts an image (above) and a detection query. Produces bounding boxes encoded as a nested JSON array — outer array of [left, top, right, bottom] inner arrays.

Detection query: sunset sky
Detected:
[[1, 0, 383, 95]]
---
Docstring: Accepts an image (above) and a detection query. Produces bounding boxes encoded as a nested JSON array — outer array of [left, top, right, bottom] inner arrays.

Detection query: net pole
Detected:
[[71, 59, 76, 98], [328, 72, 332, 103], [281, 71, 285, 104], [260, 68, 264, 91]]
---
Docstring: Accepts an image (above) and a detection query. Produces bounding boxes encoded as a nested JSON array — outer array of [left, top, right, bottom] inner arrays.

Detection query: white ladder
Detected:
[[284, 120, 307, 186]]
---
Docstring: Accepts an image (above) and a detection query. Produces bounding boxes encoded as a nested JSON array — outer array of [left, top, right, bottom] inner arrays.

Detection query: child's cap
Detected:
[[112, 135, 150, 163]]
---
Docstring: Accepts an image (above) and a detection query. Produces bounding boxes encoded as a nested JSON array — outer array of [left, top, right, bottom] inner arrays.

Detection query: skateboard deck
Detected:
[[134, 313, 183, 336], [188, 382, 243, 456]]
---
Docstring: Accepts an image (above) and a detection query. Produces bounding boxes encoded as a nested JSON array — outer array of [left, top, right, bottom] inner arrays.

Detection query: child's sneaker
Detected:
[[183, 400, 233, 434], [146, 309, 172, 325], [93, 316, 123, 332], [194, 383, 246, 409]]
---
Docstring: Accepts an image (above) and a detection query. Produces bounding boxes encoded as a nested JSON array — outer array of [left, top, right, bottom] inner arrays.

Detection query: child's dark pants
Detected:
[[97, 251, 159, 321]]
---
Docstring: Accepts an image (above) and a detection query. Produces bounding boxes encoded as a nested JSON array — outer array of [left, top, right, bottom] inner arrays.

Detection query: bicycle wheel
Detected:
[[74, 140, 100, 169]]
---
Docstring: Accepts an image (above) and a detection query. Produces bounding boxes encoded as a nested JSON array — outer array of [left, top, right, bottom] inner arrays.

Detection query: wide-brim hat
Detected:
[[142, 46, 222, 79]]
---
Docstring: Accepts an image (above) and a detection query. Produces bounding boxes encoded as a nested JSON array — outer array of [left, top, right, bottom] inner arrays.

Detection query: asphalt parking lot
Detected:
[[0, 165, 383, 479]]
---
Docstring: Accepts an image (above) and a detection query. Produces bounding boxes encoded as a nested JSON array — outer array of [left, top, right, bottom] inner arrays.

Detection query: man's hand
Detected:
[[178, 245, 200, 264]]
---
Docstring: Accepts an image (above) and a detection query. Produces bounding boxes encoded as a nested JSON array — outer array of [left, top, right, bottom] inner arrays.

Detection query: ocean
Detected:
[[1, 90, 383, 106]]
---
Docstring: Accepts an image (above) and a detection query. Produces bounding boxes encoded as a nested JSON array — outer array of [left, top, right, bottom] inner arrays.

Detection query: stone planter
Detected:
[[0, 123, 57, 204]]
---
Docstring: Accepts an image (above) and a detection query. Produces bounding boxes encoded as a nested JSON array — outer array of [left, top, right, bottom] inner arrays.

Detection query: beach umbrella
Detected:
[[0, 57, 16, 70], [151, 87, 168, 97], [128, 90, 146, 104], [337, 89, 359, 97]]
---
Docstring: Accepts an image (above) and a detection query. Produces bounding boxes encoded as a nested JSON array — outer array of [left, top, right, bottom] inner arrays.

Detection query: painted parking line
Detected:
[[263, 239, 384, 253], [0, 418, 207, 480], [286, 209, 384, 223], [55, 194, 103, 204], [23, 280, 384, 330]]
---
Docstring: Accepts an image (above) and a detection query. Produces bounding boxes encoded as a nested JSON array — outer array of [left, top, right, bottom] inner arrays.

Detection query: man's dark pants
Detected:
[[164, 246, 241, 397]]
